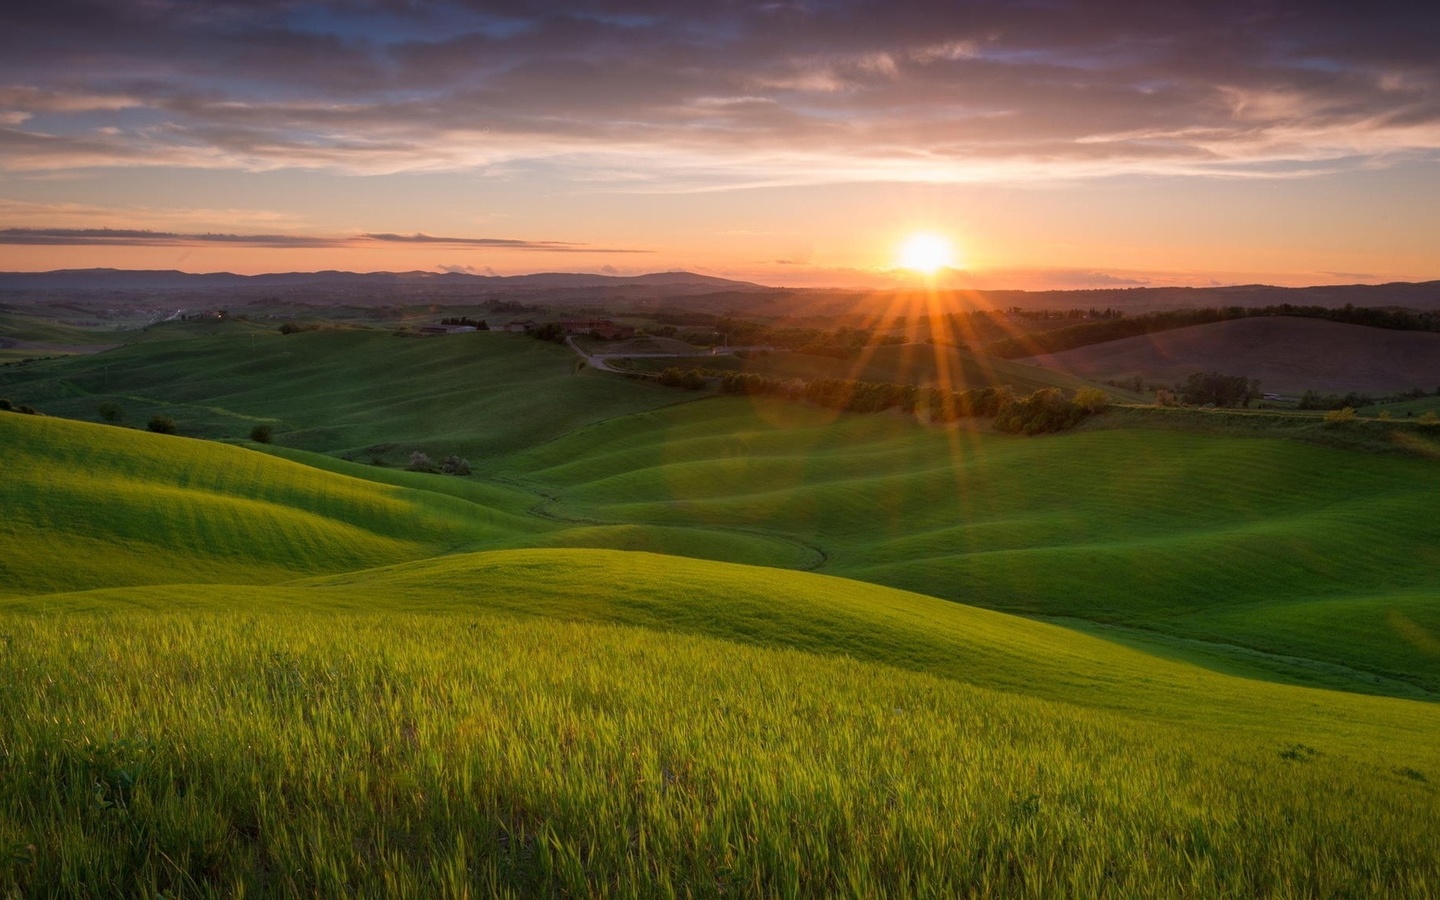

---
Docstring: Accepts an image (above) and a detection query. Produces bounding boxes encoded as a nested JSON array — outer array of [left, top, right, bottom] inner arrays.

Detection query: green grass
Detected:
[[5, 329, 1440, 893], [0, 413, 544, 597], [496, 396, 1440, 696], [0, 329, 697, 459], [3, 552, 1440, 896]]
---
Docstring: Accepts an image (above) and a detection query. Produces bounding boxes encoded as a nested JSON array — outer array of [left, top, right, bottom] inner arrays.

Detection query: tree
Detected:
[[440, 455, 471, 476], [250, 424, 273, 443], [147, 415, 177, 434], [98, 402, 124, 424], [1176, 372, 1261, 408], [407, 451, 436, 472]]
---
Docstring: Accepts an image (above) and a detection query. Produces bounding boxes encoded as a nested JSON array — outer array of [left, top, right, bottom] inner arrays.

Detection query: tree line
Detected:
[[712, 371, 1109, 434]]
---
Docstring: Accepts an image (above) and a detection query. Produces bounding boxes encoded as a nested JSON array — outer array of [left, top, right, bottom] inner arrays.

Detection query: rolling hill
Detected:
[[1018, 316, 1440, 395], [0, 413, 1437, 894]]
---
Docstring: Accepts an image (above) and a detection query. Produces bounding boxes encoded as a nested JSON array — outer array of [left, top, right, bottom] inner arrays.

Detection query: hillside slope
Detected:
[[5, 549, 1440, 896], [499, 396, 1440, 695], [1018, 316, 1440, 394]]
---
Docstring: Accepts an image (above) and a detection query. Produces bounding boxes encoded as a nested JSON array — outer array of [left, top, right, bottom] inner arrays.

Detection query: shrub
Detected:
[[1323, 407, 1356, 425], [1073, 387, 1111, 414], [98, 402, 124, 424], [250, 424, 273, 443], [146, 415, 178, 435], [407, 451, 436, 472], [0, 398, 12, 411], [1420, 411, 1439, 425], [441, 455, 471, 476], [16, 404, 37, 415]]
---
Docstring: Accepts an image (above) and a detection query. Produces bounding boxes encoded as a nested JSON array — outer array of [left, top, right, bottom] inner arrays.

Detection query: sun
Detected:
[[897, 232, 955, 275]]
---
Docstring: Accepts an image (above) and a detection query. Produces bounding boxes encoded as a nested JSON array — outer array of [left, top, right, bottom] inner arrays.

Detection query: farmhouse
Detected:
[[504, 320, 539, 333]]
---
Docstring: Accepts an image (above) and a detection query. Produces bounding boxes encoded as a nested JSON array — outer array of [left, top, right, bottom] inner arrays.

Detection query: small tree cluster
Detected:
[[440, 317, 489, 330], [659, 367, 706, 390], [1299, 389, 1376, 411], [993, 388, 1087, 435], [407, 451, 471, 475], [147, 415, 178, 435], [0, 399, 38, 415], [1176, 372, 1261, 408], [440, 455, 471, 476], [530, 323, 567, 343], [98, 402, 124, 424], [250, 424, 273, 443]]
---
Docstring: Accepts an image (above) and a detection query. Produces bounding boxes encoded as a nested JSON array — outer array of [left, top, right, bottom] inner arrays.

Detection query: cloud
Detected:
[[0, 228, 340, 247], [0, 227, 651, 252], [0, 2, 1435, 186], [363, 232, 651, 252]]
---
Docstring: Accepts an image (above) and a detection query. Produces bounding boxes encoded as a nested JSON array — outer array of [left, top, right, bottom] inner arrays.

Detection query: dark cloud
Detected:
[[0, 2, 1436, 182]]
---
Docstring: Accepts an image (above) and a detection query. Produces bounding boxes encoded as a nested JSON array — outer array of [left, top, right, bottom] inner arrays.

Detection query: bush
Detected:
[[1073, 387, 1111, 414], [1323, 407, 1356, 425], [147, 415, 178, 435], [98, 402, 124, 424], [1419, 411, 1439, 425], [250, 424, 273, 443], [440, 455, 471, 476], [0, 398, 13, 411], [407, 451, 436, 472], [16, 404, 36, 415]]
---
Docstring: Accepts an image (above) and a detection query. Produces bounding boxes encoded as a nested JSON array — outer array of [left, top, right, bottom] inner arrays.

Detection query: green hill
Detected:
[[498, 396, 1440, 696], [0, 329, 696, 459], [4, 549, 1440, 896], [4, 368, 1440, 893]]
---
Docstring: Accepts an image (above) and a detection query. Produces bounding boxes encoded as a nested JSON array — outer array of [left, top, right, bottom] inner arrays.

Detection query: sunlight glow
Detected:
[[897, 232, 956, 275]]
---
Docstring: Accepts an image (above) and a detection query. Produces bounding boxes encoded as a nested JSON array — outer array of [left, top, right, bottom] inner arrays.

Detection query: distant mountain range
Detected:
[[0, 268, 767, 292]]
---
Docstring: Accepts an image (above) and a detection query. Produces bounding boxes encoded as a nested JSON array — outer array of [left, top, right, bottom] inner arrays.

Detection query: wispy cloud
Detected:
[[0, 227, 651, 252], [363, 232, 650, 252]]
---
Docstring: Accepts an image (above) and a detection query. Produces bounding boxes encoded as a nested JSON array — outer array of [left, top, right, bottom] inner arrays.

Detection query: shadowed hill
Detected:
[[1019, 316, 1440, 394]]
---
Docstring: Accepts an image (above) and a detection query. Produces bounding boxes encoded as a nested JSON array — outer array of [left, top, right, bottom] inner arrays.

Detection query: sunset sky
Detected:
[[1, 1, 1437, 288]]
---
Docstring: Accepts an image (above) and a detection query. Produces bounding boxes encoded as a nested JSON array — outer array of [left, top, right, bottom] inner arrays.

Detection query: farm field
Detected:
[[1019, 316, 1440, 396], [3, 329, 1440, 894]]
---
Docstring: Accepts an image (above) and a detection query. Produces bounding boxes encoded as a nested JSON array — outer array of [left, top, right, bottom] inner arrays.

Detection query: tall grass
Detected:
[[2, 611, 1437, 897]]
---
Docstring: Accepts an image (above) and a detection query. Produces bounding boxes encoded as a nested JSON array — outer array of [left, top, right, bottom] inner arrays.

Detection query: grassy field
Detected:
[[0, 328, 697, 460], [4, 550, 1440, 896], [496, 396, 1440, 696], [4, 328, 1440, 893]]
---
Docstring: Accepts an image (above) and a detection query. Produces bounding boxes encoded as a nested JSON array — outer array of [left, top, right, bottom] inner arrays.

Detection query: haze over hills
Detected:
[[3, 269, 1438, 318], [0, 267, 765, 292]]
